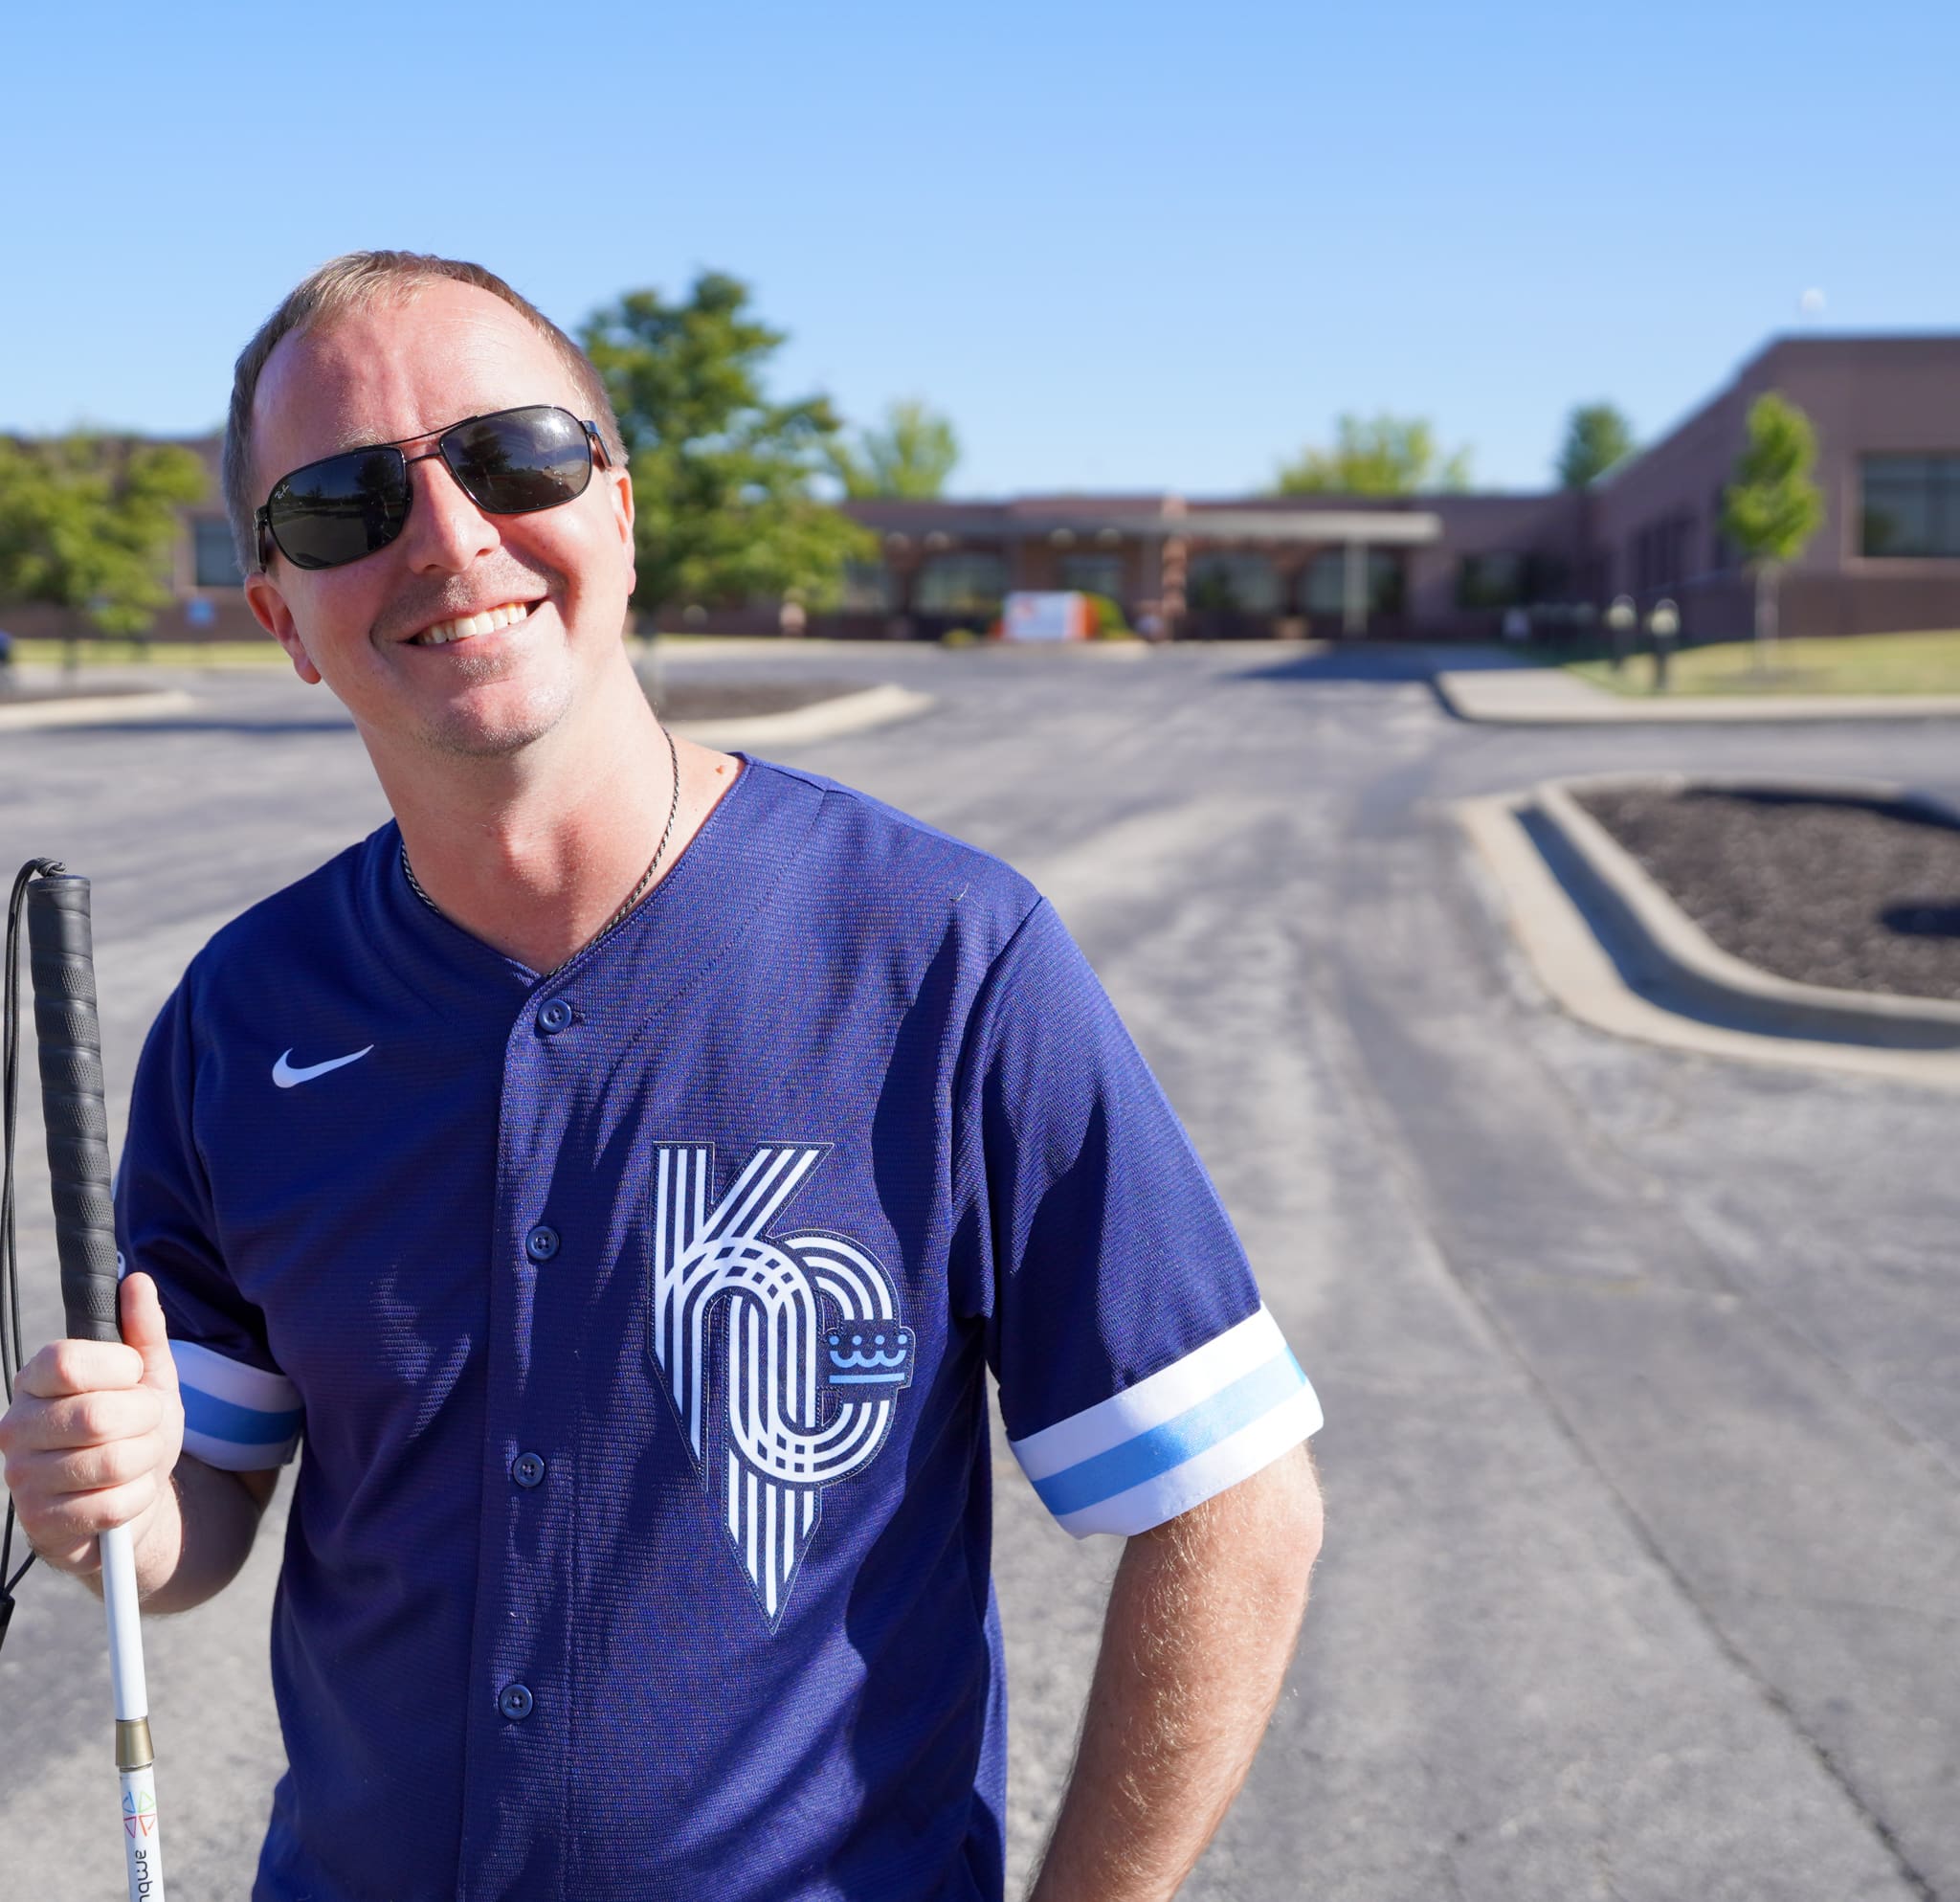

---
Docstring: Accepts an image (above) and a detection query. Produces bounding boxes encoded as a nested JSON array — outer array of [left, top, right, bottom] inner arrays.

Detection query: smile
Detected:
[[411, 601, 533, 646]]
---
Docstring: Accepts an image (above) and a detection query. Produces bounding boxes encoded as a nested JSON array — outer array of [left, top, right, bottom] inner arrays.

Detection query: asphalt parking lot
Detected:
[[1, 641, 1956, 1900]]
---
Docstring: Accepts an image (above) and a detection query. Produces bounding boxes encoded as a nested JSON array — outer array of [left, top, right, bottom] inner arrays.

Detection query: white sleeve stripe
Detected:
[[182, 1424, 299, 1472], [170, 1341, 303, 1469], [169, 1340, 300, 1412], [1009, 1305, 1290, 1481], [1052, 1380, 1323, 1538]]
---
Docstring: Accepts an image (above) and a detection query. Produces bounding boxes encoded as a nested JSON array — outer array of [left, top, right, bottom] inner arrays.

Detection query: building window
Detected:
[[192, 517, 243, 588], [1457, 552, 1526, 609], [914, 552, 1008, 614], [1186, 552, 1280, 614], [1861, 455, 1960, 556], [840, 562, 895, 613], [1302, 549, 1404, 615], [1058, 552, 1124, 600]]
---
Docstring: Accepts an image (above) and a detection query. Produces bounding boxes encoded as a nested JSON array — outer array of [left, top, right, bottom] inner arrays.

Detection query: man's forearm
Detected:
[[83, 1454, 273, 1614], [1029, 1444, 1323, 1902]]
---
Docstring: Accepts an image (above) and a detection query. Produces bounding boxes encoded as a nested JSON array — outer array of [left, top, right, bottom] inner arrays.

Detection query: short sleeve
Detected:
[[955, 902, 1321, 1537], [115, 980, 302, 1471]]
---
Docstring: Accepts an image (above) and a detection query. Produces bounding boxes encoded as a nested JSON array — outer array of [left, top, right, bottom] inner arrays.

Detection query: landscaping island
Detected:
[[1575, 784, 1960, 1003], [643, 677, 865, 723]]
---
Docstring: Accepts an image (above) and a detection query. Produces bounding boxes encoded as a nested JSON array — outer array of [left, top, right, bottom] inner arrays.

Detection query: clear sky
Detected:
[[4, 0, 1952, 496]]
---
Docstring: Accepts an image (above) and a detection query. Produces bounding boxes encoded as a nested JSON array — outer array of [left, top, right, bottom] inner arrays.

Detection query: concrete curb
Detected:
[[1435, 668, 1960, 725], [0, 688, 196, 731], [1456, 792, 1960, 1090], [1534, 773, 1960, 1050], [668, 682, 933, 750]]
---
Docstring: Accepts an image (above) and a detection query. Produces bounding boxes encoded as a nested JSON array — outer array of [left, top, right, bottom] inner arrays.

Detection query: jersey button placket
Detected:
[[511, 1450, 546, 1488], [536, 996, 575, 1037], [497, 1682, 534, 1722], [524, 1223, 560, 1264]]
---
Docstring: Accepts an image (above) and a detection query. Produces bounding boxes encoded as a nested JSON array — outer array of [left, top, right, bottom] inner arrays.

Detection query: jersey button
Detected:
[[512, 1451, 546, 1488], [536, 997, 575, 1035], [498, 1683, 534, 1721], [524, 1224, 561, 1263]]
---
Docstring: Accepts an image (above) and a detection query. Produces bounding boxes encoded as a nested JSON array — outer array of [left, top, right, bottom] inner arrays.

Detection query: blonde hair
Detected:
[[223, 251, 626, 571]]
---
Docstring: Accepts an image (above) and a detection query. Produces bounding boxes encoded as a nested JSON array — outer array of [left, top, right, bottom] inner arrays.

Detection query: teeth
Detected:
[[415, 601, 531, 645]]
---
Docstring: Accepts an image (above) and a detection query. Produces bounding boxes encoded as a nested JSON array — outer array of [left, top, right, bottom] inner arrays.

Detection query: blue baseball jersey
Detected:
[[116, 756, 1322, 1902]]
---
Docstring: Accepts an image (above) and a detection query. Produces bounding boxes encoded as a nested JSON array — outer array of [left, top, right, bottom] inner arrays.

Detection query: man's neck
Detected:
[[371, 669, 736, 974]]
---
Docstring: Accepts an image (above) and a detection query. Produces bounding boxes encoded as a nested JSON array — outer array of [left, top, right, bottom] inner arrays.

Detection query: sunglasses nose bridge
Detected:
[[397, 443, 502, 567]]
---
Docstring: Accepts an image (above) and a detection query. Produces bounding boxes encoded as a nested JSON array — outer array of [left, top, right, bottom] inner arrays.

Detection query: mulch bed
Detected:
[[0, 682, 164, 705], [645, 679, 862, 722], [1576, 785, 1960, 1002]]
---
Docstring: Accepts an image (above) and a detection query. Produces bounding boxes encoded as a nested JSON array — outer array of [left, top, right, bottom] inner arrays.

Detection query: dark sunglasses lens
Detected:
[[270, 449, 410, 570], [444, 407, 593, 514]]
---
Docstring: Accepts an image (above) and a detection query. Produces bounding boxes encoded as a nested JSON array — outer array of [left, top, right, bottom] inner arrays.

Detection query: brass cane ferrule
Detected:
[[114, 1716, 154, 1772]]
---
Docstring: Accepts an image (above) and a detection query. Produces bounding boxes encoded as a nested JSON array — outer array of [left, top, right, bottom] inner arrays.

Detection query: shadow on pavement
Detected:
[[1230, 645, 1445, 685]]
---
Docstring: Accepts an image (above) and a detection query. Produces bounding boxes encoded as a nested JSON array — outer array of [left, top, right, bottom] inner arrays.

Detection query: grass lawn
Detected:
[[1567, 629, 1960, 697], [2, 637, 289, 668]]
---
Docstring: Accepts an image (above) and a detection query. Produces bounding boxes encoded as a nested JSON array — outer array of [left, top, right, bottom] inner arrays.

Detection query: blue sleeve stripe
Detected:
[[180, 1383, 305, 1448], [1029, 1348, 1305, 1519]]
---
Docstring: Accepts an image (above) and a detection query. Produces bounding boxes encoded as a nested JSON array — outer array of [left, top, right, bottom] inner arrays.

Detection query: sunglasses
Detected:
[[255, 404, 616, 571]]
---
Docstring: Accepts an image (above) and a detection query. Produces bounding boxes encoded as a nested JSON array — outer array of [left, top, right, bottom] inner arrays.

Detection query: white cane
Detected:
[[11, 863, 166, 1899]]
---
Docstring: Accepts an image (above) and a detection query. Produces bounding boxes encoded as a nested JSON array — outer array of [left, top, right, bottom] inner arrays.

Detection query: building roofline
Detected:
[[1592, 329, 1960, 495]]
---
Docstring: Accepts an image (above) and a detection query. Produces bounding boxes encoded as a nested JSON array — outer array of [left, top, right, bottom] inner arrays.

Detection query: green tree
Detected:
[[831, 399, 960, 500], [1721, 392, 1825, 663], [1273, 414, 1473, 496], [0, 435, 206, 638], [1556, 403, 1637, 488], [580, 273, 873, 619]]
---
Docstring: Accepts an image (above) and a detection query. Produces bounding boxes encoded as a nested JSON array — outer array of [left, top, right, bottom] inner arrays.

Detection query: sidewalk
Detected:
[[1436, 664, 1960, 724]]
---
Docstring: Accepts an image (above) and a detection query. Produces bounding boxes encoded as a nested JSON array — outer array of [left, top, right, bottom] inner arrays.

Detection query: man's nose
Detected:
[[398, 453, 500, 571]]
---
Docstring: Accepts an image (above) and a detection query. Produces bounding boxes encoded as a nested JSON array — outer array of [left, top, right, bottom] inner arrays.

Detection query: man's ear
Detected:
[[245, 571, 323, 685], [611, 467, 637, 595]]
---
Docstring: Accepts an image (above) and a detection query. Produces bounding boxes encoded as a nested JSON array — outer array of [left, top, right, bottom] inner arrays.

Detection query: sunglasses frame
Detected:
[[254, 404, 616, 572]]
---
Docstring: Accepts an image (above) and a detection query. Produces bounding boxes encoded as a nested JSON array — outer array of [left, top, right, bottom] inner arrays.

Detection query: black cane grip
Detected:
[[25, 875, 122, 1346]]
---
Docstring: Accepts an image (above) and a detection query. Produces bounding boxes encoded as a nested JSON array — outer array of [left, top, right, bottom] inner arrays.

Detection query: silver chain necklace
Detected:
[[400, 723, 681, 978]]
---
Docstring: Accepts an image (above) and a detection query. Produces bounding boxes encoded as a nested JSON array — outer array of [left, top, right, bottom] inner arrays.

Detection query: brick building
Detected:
[[39, 331, 1960, 647]]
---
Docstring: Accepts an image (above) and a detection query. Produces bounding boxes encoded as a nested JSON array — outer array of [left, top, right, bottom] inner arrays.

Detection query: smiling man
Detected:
[[0, 253, 1324, 1902]]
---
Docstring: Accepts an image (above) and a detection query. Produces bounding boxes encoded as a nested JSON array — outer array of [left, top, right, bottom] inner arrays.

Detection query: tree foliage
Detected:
[[1722, 392, 1825, 567], [1556, 403, 1637, 488], [830, 399, 961, 500], [1273, 414, 1472, 496], [0, 435, 206, 635], [580, 273, 873, 615]]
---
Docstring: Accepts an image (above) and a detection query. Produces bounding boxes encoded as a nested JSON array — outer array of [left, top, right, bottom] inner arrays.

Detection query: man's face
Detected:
[[244, 280, 635, 760]]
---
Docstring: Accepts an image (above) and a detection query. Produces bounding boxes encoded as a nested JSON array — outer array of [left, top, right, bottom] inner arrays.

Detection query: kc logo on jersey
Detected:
[[650, 1144, 912, 1626]]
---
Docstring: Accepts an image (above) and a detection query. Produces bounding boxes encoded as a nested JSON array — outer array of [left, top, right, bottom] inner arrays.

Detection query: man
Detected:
[[0, 254, 1324, 1901]]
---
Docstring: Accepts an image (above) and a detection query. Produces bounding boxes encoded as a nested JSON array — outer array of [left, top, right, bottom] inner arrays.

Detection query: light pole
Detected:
[[1604, 594, 1637, 674], [1647, 597, 1681, 691]]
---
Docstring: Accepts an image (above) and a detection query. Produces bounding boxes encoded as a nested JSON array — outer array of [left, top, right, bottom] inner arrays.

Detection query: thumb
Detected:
[[121, 1272, 179, 1395]]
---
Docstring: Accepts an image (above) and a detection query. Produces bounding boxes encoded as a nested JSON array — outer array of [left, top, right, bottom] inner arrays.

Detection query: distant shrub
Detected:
[[1085, 593, 1134, 639], [941, 627, 981, 648]]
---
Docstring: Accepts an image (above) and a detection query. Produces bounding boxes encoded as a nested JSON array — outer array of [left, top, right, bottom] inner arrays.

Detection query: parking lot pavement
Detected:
[[1, 645, 1954, 1900]]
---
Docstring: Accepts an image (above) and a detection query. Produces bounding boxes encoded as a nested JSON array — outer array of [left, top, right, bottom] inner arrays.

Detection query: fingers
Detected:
[[13, 1335, 145, 1401], [0, 1303, 185, 1578], [6, 1383, 167, 1453], [11, 1471, 167, 1578]]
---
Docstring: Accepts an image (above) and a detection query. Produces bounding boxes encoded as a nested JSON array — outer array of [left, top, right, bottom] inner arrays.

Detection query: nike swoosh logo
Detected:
[[273, 1046, 374, 1088]]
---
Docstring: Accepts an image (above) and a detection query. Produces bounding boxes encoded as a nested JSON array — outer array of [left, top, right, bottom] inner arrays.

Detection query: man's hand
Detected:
[[1029, 1443, 1325, 1902], [0, 1272, 183, 1578]]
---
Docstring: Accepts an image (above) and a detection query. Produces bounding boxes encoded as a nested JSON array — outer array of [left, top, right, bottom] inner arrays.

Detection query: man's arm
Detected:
[[0, 1272, 277, 1612], [1028, 1443, 1324, 1902]]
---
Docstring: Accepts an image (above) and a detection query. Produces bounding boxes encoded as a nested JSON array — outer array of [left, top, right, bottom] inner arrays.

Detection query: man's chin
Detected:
[[410, 677, 576, 760]]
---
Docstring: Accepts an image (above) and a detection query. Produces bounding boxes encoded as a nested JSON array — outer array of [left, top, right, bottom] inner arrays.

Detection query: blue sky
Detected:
[[4, 1, 1950, 495]]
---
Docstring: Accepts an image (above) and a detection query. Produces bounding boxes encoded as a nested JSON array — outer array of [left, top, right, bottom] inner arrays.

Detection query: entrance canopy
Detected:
[[861, 505, 1443, 546]]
